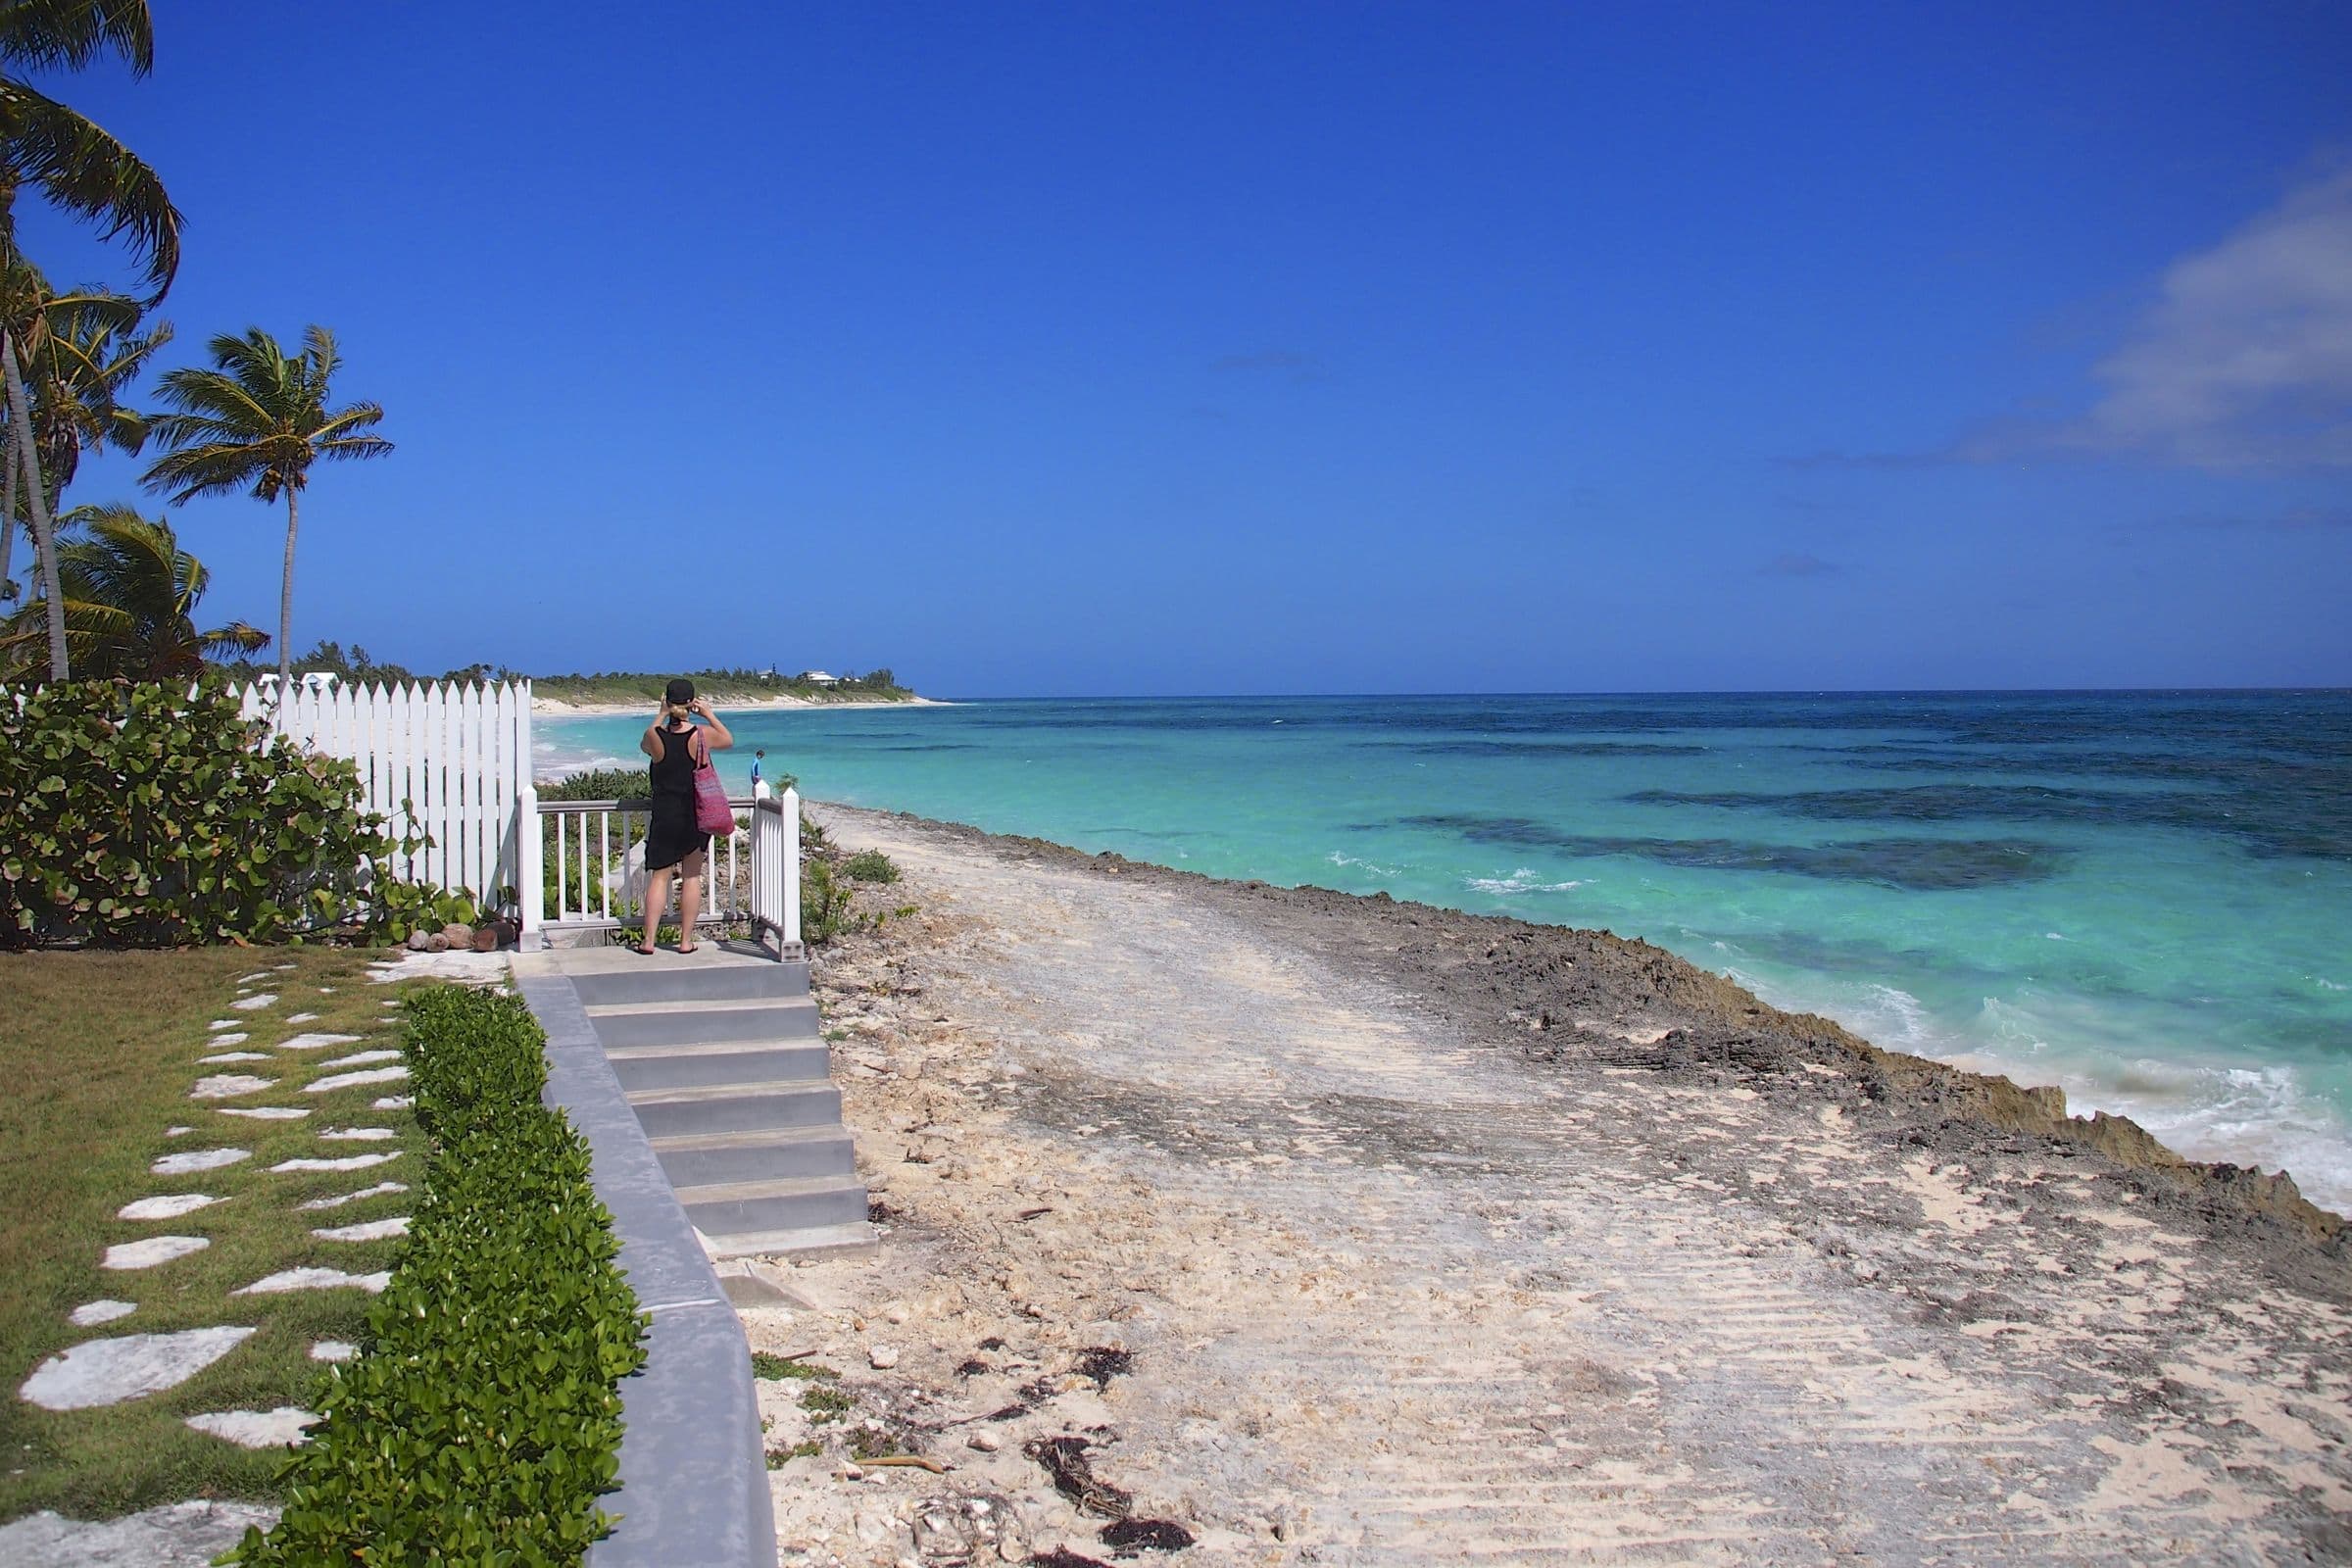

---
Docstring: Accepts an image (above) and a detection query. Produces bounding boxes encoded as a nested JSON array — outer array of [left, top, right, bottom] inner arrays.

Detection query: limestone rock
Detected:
[[117, 1193, 223, 1221], [153, 1148, 248, 1175], [234, 1267, 391, 1296], [186, 1406, 316, 1448], [305, 1065, 409, 1094], [102, 1236, 209, 1270], [297, 1180, 408, 1210], [19, 1326, 256, 1410], [67, 1299, 135, 1327], [271, 1152, 402, 1173]]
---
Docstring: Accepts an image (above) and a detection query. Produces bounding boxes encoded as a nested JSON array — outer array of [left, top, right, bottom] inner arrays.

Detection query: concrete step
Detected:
[[700, 1220, 878, 1262], [676, 1175, 870, 1237], [570, 960, 809, 1007], [588, 999, 819, 1050], [625, 1081, 843, 1139], [652, 1126, 858, 1188], [606, 1041, 830, 1094]]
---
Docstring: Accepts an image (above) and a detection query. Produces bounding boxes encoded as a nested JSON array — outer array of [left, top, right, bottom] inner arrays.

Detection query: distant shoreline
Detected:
[[533, 694, 950, 718]]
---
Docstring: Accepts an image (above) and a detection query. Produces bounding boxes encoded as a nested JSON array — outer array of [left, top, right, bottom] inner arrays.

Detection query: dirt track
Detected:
[[750, 805, 2352, 1567]]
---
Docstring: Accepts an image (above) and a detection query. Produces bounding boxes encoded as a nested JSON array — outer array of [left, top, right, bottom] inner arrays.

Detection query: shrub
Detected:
[[841, 850, 899, 884], [231, 987, 647, 1566], [537, 765, 649, 804], [0, 678, 452, 949]]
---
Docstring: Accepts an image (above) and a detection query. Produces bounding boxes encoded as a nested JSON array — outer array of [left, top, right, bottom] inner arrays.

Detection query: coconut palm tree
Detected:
[[0, 256, 165, 602], [141, 325, 392, 697], [0, 0, 179, 677], [0, 503, 266, 680]]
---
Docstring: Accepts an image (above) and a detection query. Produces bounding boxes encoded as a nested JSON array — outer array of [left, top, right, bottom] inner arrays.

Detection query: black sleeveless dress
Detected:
[[644, 724, 710, 871]]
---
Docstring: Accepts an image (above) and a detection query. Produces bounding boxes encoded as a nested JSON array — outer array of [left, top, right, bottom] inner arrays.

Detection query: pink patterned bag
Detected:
[[691, 733, 733, 835]]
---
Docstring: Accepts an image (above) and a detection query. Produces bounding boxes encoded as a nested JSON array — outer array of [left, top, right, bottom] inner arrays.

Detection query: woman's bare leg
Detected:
[[676, 848, 707, 951], [639, 865, 674, 952]]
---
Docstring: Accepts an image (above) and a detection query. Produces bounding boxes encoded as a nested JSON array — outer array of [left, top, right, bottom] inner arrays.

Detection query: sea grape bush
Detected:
[[232, 986, 648, 1566], [0, 679, 463, 949]]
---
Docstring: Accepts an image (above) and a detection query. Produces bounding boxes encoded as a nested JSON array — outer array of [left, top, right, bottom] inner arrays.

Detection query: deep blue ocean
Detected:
[[541, 692, 2352, 1210]]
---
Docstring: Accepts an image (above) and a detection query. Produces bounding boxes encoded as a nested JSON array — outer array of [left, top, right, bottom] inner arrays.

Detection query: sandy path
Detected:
[[755, 807, 2351, 1567]]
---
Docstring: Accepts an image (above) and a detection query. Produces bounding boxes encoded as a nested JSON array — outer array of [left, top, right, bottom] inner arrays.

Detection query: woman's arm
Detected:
[[640, 715, 662, 760], [695, 700, 735, 751]]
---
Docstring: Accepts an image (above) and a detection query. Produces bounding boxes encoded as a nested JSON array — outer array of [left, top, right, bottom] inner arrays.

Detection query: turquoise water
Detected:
[[540, 693, 2352, 1209]]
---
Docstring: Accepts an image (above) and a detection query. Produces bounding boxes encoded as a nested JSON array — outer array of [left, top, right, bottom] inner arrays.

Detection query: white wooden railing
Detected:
[[526, 781, 802, 956]]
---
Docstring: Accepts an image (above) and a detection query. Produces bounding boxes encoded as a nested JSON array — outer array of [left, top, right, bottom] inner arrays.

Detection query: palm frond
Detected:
[[0, 0, 154, 74], [0, 76, 180, 295]]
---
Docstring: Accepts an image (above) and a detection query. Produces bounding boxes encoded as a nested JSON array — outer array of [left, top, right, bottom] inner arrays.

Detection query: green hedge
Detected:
[[0, 679, 467, 949], [231, 987, 647, 1565]]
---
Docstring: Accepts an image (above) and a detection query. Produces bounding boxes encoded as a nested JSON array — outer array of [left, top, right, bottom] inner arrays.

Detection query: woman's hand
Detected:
[[691, 698, 715, 718]]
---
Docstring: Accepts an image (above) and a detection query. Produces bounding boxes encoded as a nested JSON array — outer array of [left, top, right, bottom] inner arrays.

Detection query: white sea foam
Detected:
[[1464, 867, 1586, 896], [1326, 851, 1400, 877], [2319, 977, 2346, 992]]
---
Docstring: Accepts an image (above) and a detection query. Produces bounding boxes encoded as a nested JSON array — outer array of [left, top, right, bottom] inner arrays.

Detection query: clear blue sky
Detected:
[[24, 1, 2352, 695]]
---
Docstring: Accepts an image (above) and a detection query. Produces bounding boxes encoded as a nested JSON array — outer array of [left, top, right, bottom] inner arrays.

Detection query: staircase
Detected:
[[524, 944, 873, 1258]]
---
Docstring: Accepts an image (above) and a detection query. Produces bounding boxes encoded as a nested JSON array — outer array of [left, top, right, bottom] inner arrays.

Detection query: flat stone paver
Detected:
[[317, 1049, 399, 1069], [228, 993, 275, 1011], [0, 1498, 278, 1565], [309, 1341, 358, 1362], [208, 1032, 248, 1046], [199, 1052, 269, 1064], [233, 1267, 390, 1296], [19, 1327, 255, 1411], [271, 1152, 401, 1173], [218, 1106, 308, 1120], [275, 1033, 361, 1052], [152, 1149, 248, 1175], [318, 1127, 395, 1142], [284, 1011, 318, 1024], [101, 1237, 209, 1270], [186, 1407, 314, 1448], [373, 1095, 414, 1109], [306, 1066, 408, 1094], [68, 1300, 135, 1327], [297, 1181, 407, 1210], [118, 1194, 223, 1221], [189, 1074, 275, 1100], [311, 1217, 409, 1243]]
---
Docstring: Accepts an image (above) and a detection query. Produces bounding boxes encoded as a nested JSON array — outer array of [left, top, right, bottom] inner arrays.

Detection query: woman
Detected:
[[634, 678, 734, 955]]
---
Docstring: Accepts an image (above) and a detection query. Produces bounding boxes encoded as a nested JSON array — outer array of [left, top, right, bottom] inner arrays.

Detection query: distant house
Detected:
[[798, 670, 840, 686]]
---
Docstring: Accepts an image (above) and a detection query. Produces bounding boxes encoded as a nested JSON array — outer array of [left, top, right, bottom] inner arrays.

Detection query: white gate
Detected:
[[237, 679, 534, 922]]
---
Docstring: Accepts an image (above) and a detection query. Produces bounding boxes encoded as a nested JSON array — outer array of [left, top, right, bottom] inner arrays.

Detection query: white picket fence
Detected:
[[236, 679, 534, 928]]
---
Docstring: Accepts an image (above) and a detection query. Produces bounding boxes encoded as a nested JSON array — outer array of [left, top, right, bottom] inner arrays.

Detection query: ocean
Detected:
[[538, 691, 2352, 1210]]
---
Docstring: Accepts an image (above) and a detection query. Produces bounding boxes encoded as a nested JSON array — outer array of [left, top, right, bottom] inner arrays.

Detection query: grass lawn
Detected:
[[0, 946, 434, 1523]]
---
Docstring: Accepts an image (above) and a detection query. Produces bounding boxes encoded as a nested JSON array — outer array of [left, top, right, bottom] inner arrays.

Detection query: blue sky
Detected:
[[22, 1, 2352, 695]]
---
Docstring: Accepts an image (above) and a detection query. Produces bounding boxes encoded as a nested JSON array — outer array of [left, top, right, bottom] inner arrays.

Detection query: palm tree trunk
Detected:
[[276, 487, 298, 699], [0, 328, 67, 679], [0, 428, 18, 603]]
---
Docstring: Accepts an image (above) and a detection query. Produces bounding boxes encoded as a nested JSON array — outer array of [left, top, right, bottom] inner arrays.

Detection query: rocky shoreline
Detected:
[[739, 802, 2352, 1566], [861, 806, 2346, 1258]]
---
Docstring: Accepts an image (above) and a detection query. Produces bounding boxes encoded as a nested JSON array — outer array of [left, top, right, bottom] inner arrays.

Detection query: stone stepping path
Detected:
[[318, 1049, 400, 1069], [306, 1065, 408, 1094], [373, 1095, 413, 1109], [284, 1011, 318, 1024], [186, 1407, 314, 1448], [118, 1194, 224, 1221], [276, 1032, 361, 1052], [298, 1181, 407, 1210], [19, 1327, 257, 1411], [152, 1148, 248, 1175], [310, 1340, 358, 1362], [190, 1074, 276, 1100], [200, 1051, 270, 1064], [234, 1267, 391, 1296], [319, 1127, 396, 1142], [101, 1236, 209, 1270], [208, 1031, 248, 1047], [271, 1152, 401, 1173], [228, 993, 275, 1011], [312, 1217, 409, 1243], [207, 1019, 239, 1032], [237, 972, 271, 984], [219, 1105, 309, 1121], [69, 1300, 135, 1327]]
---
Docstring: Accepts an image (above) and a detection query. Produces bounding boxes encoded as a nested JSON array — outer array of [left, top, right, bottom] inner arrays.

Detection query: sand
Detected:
[[746, 803, 2352, 1567]]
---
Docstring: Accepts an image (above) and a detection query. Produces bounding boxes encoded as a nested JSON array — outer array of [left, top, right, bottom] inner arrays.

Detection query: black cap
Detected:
[[665, 678, 696, 706]]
